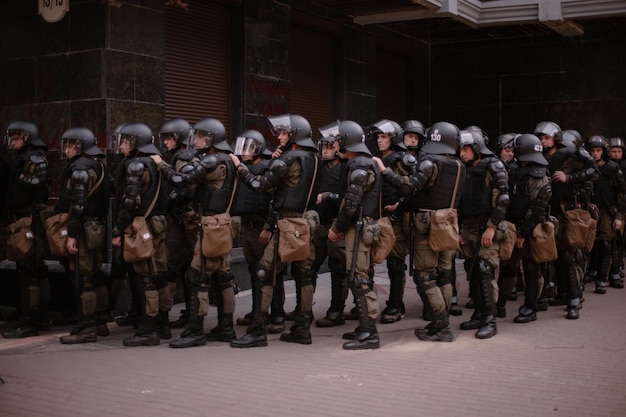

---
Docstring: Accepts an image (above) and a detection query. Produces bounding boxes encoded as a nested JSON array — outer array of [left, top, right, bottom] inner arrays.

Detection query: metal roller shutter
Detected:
[[164, 1, 231, 133], [376, 48, 407, 123]]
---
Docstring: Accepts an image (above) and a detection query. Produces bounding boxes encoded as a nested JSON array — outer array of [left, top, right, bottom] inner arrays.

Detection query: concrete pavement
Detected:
[[1, 258, 625, 417]]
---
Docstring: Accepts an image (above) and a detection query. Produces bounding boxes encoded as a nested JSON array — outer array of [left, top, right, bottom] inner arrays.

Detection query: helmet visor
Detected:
[[192, 129, 214, 150], [459, 131, 475, 148], [60, 138, 83, 159], [234, 136, 261, 157], [5, 129, 28, 150], [373, 120, 396, 137], [267, 115, 292, 136], [158, 131, 180, 151], [115, 133, 137, 155]]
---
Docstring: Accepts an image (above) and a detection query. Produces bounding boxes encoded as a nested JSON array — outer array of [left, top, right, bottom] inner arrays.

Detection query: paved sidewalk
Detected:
[[0, 259, 625, 417]]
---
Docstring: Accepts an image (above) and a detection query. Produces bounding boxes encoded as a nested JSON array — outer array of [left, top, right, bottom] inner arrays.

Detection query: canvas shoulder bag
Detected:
[[428, 160, 461, 252]]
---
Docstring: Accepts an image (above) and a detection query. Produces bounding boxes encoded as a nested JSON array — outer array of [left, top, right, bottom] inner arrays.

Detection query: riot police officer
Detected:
[[157, 118, 196, 328], [230, 130, 275, 327], [56, 127, 110, 343], [457, 126, 509, 339], [536, 121, 598, 319], [229, 114, 320, 348], [607, 136, 626, 289], [161, 118, 239, 348], [111, 123, 170, 346], [313, 130, 350, 328], [585, 135, 626, 294], [328, 120, 382, 349], [2, 121, 51, 339], [369, 119, 413, 324], [375, 121, 466, 342], [508, 134, 552, 323]]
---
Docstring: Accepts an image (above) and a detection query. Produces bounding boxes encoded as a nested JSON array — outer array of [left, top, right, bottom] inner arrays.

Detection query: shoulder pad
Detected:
[[418, 158, 435, 176], [605, 160, 619, 173], [528, 166, 548, 178], [350, 168, 369, 186], [577, 149, 591, 159], [127, 160, 145, 175], [268, 158, 288, 176], [176, 149, 197, 162], [488, 159, 506, 173], [71, 169, 90, 184], [199, 154, 218, 171], [382, 152, 402, 167], [29, 154, 46, 164], [402, 153, 417, 169], [279, 151, 298, 165]]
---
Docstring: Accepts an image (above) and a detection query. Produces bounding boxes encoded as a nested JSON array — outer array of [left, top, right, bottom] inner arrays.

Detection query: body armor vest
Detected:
[[194, 153, 236, 214], [346, 156, 380, 219], [546, 147, 579, 204], [381, 151, 404, 207], [460, 158, 493, 217], [409, 154, 464, 211], [593, 161, 620, 209], [315, 159, 344, 225], [507, 166, 537, 222], [6, 149, 49, 210], [273, 149, 319, 213], [57, 156, 109, 219], [132, 156, 167, 217], [232, 159, 272, 216]]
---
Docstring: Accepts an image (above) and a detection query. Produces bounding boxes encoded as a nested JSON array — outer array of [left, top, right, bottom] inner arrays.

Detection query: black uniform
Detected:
[[3, 147, 50, 339]]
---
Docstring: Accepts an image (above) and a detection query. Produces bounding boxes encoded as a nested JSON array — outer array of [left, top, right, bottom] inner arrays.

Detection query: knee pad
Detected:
[[436, 269, 452, 287], [413, 274, 437, 292], [476, 259, 495, 280]]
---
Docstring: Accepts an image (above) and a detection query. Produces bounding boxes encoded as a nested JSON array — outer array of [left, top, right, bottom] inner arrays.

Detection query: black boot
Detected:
[[157, 311, 171, 340], [205, 313, 237, 342], [381, 257, 406, 324], [315, 310, 346, 327], [280, 311, 312, 344], [475, 315, 497, 339], [513, 306, 537, 323], [460, 310, 481, 330], [342, 285, 380, 350], [123, 317, 160, 347], [230, 313, 268, 348], [169, 287, 207, 348]]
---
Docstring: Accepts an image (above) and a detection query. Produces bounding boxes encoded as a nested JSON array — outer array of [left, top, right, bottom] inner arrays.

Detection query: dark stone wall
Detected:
[[430, 22, 626, 141], [0, 0, 165, 154], [242, 0, 291, 144]]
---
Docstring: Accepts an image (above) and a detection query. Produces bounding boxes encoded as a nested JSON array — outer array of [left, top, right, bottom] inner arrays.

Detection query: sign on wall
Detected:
[[39, 0, 70, 23]]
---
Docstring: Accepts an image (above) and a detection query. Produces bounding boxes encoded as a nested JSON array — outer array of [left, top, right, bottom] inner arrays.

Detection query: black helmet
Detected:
[[495, 133, 517, 155], [585, 135, 608, 156], [423, 121, 460, 155], [608, 137, 626, 152], [158, 118, 191, 150], [562, 129, 583, 149], [461, 126, 493, 156], [192, 118, 231, 153], [514, 134, 548, 165], [369, 119, 405, 151], [61, 127, 103, 158], [341, 120, 370, 155], [534, 121, 562, 143], [401, 119, 426, 151], [268, 113, 315, 150], [234, 129, 269, 158], [5, 120, 46, 150], [320, 120, 369, 155], [117, 122, 160, 155]]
